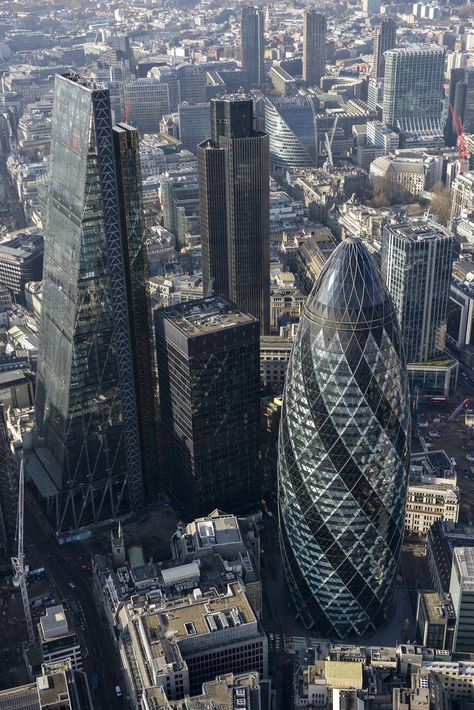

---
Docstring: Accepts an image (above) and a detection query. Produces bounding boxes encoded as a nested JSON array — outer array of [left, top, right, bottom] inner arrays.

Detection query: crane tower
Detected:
[[11, 459, 35, 646]]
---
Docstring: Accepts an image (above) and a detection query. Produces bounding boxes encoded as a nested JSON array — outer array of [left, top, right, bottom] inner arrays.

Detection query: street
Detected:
[[23, 488, 125, 710]]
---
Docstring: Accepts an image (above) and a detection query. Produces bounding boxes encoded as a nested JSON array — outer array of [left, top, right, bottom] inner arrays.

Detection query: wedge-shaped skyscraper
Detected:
[[35, 73, 157, 533], [278, 237, 410, 639]]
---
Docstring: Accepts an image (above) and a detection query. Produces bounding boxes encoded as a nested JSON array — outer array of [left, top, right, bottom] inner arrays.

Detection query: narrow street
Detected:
[[24, 488, 126, 709]]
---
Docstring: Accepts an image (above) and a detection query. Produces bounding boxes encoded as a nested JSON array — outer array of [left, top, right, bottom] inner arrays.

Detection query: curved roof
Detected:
[[305, 237, 396, 329]]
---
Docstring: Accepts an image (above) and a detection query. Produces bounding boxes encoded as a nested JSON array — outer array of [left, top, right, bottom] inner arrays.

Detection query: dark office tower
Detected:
[[372, 19, 396, 79], [381, 221, 454, 363], [445, 67, 474, 147], [278, 238, 410, 639], [35, 73, 157, 533], [302, 10, 327, 87], [198, 96, 270, 334], [155, 297, 261, 519], [241, 6, 265, 85]]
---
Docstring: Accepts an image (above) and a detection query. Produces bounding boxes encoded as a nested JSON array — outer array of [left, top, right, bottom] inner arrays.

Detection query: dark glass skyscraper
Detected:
[[155, 297, 261, 519], [372, 19, 396, 79], [241, 6, 265, 85], [198, 96, 270, 334], [445, 67, 474, 146], [278, 238, 410, 639], [35, 73, 157, 533], [303, 10, 327, 87]]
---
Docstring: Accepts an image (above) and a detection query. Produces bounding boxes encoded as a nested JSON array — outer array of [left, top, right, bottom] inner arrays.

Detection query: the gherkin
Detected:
[[278, 237, 410, 639]]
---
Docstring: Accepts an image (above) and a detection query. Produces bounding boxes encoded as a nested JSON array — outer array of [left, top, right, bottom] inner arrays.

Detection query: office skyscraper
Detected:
[[35, 73, 157, 533], [372, 19, 396, 79], [278, 238, 410, 638], [264, 96, 317, 171], [155, 297, 261, 519], [198, 96, 270, 334], [381, 221, 454, 363], [382, 46, 445, 132], [241, 6, 265, 85], [303, 10, 327, 87], [445, 67, 474, 146]]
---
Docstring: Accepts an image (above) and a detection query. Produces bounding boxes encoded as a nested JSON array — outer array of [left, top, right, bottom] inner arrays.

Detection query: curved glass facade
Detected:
[[278, 237, 410, 639], [264, 96, 317, 171]]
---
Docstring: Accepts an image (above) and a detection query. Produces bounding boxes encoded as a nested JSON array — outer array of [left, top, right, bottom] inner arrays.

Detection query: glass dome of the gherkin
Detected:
[[306, 237, 395, 329]]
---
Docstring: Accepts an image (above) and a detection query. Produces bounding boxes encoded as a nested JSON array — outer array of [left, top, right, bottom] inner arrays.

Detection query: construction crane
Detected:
[[11, 459, 35, 647], [447, 397, 470, 424], [449, 102, 468, 172], [323, 116, 338, 171]]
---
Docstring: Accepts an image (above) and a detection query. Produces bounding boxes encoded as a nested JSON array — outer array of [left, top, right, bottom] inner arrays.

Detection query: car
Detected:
[[418, 421, 428, 428], [429, 431, 441, 438], [80, 564, 91, 572], [68, 582, 76, 590], [467, 454, 474, 463], [115, 685, 122, 697], [433, 417, 441, 424], [425, 442, 433, 449]]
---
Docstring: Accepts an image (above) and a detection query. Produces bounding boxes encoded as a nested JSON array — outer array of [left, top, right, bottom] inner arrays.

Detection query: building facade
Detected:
[[303, 10, 327, 87], [264, 96, 317, 172], [278, 238, 410, 638], [241, 6, 265, 85], [382, 47, 445, 132], [372, 19, 396, 79], [381, 221, 454, 363], [35, 73, 157, 533], [449, 547, 474, 653], [155, 297, 261, 519], [198, 96, 270, 334]]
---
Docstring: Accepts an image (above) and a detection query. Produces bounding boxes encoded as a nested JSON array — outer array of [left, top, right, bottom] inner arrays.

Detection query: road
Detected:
[[23, 488, 125, 709]]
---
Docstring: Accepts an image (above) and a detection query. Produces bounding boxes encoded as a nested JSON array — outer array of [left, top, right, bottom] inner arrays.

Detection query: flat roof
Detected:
[[0, 684, 38, 709], [160, 296, 257, 337], [161, 562, 200, 585], [454, 547, 474, 585]]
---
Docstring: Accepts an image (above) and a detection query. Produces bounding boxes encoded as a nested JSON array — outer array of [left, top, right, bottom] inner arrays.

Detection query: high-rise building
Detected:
[[0, 406, 16, 569], [241, 6, 265, 86], [198, 96, 270, 334], [278, 238, 410, 638], [372, 19, 396, 79], [155, 297, 261, 519], [176, 63, 207, 104], [382, 47, 445, 132], [122, 79, 170, 133], [178, 102, 211, 153], [302, 10, 327, 87], [445, 67, 474, 146], [35, 73, 157, 533], [264, 96, 317, 171], [449, 547, 474, 653], [381, 221, 454, 363]]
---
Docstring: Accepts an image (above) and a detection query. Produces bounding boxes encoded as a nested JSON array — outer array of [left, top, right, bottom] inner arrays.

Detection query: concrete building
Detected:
[[0, 660, 92, 710], [117, 580, 268, 703], [303, 10, 327, 87], [260, 334, 293, 392], [451, 172, 474, 224], [372, 19, 396, 79], [38, 605, 82, 671], [449, 547, 474, 653], [406, 451, 459, 535], [416, 591, 456, 651], [427, 521, 474, 594], [241, 6, 265, 86], [381, 221, 454, 363], [0, 229, 43, 302], [370, 152, 442, 197]]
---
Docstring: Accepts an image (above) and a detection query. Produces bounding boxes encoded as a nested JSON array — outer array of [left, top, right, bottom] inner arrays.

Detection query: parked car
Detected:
[[466, 453, 474, 463], [115, 686, 122, 697], [418, 421, 428, 428], [429, 431, 441, 438]]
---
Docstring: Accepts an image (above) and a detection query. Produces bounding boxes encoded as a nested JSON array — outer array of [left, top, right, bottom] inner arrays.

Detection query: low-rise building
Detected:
[[38, 605, 82, 671], [117, 580, 268, 704], [0, 660, 92, 710], [405, 462, 459, 535], [416, 591, 456, 651]]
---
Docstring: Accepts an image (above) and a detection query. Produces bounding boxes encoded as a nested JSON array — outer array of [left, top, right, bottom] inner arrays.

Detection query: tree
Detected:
[[431, 181, 452, 226]]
